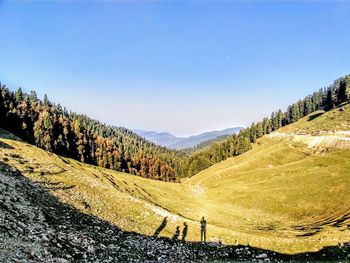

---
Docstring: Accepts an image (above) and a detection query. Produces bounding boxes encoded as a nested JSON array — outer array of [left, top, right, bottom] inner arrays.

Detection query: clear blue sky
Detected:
[[1, 1, 350, 136]]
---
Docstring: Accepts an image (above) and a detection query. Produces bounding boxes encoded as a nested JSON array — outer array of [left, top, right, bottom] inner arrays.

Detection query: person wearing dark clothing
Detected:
[[172, 226, 180, 240], [200, 216, 207, 242], [181, 222, 188, 241], [153, 216, 168, 237]]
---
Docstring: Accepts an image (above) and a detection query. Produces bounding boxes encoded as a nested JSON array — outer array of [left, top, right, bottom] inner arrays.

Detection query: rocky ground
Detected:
[[1, 161, 350, 262]]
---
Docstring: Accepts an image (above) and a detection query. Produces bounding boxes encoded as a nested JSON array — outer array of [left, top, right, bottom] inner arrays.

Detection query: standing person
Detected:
[[181, 222, 188, 241], [200, 216, 207, 242]]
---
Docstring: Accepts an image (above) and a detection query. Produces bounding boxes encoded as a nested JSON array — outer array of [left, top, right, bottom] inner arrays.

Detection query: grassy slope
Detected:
[[1, 105, 350, 255], [0, 129, 208, 243], [278, 104, 350, 134]]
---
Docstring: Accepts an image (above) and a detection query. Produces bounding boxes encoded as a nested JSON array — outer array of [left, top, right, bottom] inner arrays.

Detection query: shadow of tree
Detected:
[[308, 112, 324, 121], [43, 184, 76, 191], [34, 180, 75, 191], [0, 141, 15, 149], [153, 216, 168, 237]]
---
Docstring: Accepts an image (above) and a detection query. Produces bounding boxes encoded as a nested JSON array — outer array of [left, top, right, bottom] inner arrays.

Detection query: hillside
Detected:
[[1, 105, 350, 259], [0, 85, 185, 182], [1, 75, 349, 181], [2, 164, 349, 263], [186, 105, 350, 252], [134, 127, 242, 150], [2, 159, 285, 262], [178, 74, 350, 178]]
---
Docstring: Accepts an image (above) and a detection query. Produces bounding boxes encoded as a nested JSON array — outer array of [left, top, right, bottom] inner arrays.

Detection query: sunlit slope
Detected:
[[0, 128, 214, 245], [188, 105, 350, 187], [1, 105, 350, 254], [278, 105, 350, 134], [186, 105, 350, 252]]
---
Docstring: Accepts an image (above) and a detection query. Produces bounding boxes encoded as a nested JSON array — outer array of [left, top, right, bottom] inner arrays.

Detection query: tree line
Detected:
[[0, 85, 186, 182], [1, 75, 349, 180], [180, 75, 350, 177]]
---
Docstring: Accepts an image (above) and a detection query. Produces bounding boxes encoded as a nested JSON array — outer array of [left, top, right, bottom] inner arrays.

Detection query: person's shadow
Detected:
[[172, 226, 180, 240], [153, 216, 168, 237], [182, 222, 188, 241]]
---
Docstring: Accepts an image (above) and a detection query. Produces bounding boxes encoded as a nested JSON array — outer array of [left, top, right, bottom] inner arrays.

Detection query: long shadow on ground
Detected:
[[0, 161, 350, 262]]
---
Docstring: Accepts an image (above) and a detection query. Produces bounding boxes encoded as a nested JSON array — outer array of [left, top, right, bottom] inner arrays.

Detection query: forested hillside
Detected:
[[0, 85, 185, 181], [181, 75, 350, 177], [1, 75, 349, 180]]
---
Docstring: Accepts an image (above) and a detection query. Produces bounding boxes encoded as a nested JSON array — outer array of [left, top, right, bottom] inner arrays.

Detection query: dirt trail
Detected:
[[268, 131, 350, 149]]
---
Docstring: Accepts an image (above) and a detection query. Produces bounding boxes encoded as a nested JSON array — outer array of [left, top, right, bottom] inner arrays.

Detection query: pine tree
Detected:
[[338, 75, 350, 103], [289, 104, 300, 123], [43, 94, 50, 106], [29, 90, 38, 103], [15, 87, 23, 102], [303, 97, 312, 116], [326, 88, 335, 109], [249, 123, 257, 143]]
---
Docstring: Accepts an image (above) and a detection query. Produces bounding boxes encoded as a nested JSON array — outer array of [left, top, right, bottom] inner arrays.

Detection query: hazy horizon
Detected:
[[133, 126, 244, 138], [1, 2, 350, 136]]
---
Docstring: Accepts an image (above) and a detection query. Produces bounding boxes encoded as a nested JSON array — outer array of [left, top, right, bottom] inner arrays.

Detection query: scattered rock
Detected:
[[1, 162, 350, 262], [256, 253, 268, 259], [52, 258, 69, 263]]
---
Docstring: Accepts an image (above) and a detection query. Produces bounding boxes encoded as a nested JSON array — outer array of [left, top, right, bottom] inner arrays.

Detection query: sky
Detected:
[[1, 1, 350, 137]]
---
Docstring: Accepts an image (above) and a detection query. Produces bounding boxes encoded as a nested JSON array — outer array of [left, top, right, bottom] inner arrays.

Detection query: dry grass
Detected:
[[1, 106, 350, 254]]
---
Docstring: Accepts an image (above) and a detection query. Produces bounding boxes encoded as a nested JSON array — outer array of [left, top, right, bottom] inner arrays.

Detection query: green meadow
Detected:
[[1, 105, 350, 254]]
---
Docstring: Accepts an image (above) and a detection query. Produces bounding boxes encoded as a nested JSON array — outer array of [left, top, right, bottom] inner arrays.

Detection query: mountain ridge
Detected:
[[134, 127, 243, 150]]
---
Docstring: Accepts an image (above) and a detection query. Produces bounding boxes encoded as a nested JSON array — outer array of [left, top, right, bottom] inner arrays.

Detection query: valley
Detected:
[[2, 3, 350, 261], [1, 105, 350, 259]]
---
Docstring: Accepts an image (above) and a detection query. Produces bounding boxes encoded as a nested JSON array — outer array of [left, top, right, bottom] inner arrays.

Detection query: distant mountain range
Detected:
[[134, 127, 243, 150]]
